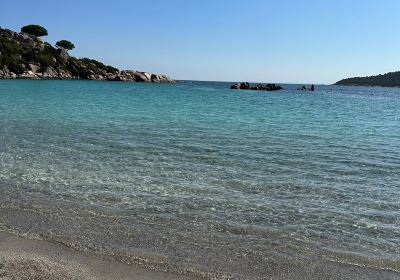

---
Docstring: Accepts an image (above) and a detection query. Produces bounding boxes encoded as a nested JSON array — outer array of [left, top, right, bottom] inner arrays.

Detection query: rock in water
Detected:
[[231, 82, 283, 91], [230, 83, 241, 89], [240, 82, 250, 89], [134, 72, 149, 82]]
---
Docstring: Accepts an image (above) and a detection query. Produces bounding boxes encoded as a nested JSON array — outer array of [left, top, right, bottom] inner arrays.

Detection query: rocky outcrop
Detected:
[[231, 82, 283, 91], [0, 27, 174, 83], [110, 71, 173, 83]]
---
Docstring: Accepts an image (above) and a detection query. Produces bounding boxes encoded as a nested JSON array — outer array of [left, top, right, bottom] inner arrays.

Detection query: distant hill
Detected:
[[0, 26, 173, 82], [335, 71, 400, 87]]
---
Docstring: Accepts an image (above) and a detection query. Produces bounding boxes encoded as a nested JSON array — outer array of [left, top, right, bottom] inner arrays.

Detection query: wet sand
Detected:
[[0, 232, 197, 280], [1, 231, 399, 280]]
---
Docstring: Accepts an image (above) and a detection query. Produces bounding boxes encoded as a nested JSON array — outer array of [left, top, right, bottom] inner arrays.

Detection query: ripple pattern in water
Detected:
[[0, 80, 399, 277]]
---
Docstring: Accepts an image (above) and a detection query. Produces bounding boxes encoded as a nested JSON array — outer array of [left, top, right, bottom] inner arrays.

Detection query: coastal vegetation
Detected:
[[0, 25, 173, 82], [335, 71, 400, 87], [20, 24, 48, 37], [55, 40, 75, 50]]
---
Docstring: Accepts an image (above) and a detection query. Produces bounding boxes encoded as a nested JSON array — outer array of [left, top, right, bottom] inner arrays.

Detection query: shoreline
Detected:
[[0, 231, 198, 280], [0, 74, 174, 83], [1, 231, 399, 280]]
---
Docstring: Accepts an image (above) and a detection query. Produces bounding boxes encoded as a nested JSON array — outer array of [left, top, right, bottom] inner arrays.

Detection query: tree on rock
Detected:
[[56, 40, 75, 50], [21, 24, 48, 37]]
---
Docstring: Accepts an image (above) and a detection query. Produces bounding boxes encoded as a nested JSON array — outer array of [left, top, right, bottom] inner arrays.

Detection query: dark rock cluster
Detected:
[[297, 85, 315, 91], [230, 82, 283, 91]]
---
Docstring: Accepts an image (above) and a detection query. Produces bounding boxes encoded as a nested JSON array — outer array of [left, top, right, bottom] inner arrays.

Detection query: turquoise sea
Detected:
[[0, 80, 399, 278]]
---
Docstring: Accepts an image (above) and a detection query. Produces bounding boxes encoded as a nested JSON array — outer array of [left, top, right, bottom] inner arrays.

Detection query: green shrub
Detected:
[[79, 58, 118, 73], [0, 55, 24, 74], [8, 62, 25, 74], [21, 50, 35, 61], [35, 53, 53, 67], [0, 36, 22, 55], [21, 46, 57, 67]]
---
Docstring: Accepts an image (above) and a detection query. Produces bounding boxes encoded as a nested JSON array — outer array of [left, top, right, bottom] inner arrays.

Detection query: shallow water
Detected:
[[0, 80, 399, 277]]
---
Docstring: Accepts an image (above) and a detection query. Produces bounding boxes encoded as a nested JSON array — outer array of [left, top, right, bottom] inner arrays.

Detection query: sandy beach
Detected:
[[0, 231, 399, 280], [0, 232, 198, 280]]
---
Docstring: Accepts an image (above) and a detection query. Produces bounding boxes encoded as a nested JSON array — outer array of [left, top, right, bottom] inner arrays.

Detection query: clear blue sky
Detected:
[[2, 0, 400, 84]]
